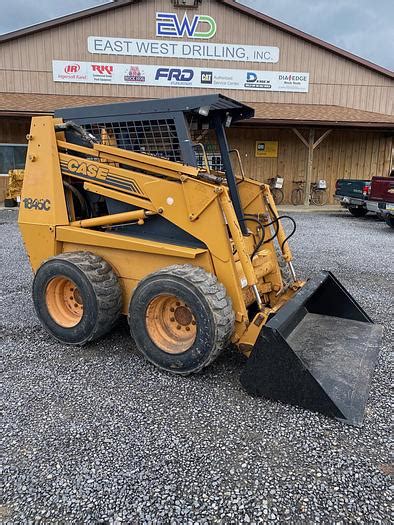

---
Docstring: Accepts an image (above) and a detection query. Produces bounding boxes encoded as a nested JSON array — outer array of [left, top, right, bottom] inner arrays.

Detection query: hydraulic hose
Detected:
[[278, 215, 297, 250], [55, 121, 98, 146], [238, 216, 265, 258], [63, 180, 90, 220], [265, 200, 297, 250]]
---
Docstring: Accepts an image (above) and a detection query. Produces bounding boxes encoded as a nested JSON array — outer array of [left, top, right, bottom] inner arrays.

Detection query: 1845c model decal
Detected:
[[23, 198, 51, 211], [60, 158, 144, 195]]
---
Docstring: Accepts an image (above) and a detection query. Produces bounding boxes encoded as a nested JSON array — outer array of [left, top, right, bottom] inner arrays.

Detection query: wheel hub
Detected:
[[145, 294, 197, 354], [174, 305, 193, 326], [45, 276, 83, 328]]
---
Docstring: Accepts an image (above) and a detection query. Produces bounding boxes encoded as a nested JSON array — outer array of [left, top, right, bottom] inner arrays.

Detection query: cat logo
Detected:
[[201, 71, 213, 84]]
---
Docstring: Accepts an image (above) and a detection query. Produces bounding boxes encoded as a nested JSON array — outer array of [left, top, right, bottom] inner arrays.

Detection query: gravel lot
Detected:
[[1, 208, 393, 523]]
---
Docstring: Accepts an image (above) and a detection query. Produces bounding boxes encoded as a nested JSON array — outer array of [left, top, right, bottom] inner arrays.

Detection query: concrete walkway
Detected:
[[277, 204, 345, 213]]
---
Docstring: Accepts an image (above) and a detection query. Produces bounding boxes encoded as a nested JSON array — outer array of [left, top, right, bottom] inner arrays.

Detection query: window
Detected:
[[0, 144, 27, 174]]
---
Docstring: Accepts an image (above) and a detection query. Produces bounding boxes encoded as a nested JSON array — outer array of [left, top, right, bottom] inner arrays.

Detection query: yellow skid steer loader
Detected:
[[18, 94, 382, 425]]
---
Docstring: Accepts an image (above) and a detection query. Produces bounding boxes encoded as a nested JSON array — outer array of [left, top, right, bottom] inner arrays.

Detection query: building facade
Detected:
[[0, 0, 393, 203]]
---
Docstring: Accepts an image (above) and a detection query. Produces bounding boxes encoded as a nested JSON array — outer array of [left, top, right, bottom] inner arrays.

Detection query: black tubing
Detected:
[[278, 215, 297, 250], [63, 180, 90, 219], [239, 216, 265, 258]]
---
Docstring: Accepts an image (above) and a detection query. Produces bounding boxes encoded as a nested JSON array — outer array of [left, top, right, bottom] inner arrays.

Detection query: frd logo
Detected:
[[156, 12, 216, 39], [155, 68, 194, 82], [91, 64, 113, 75], [64, 64, 80, 74]]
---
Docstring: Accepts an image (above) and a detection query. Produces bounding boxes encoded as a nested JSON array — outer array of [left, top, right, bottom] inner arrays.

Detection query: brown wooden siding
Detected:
[[0, 117, 391, 204], [223, 128, 393, 203], [0, 0, 393, 115]]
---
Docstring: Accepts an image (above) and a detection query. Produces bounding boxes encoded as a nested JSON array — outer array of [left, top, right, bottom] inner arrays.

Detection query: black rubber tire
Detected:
[[271, 188, 284, 205], [385, 215, 394, 228], [349, 207, 368, 217], [291, 188, 303, 206], [129, 264, 235, 375], [4, 198, 17, 208], [33, 251, 122, 344]]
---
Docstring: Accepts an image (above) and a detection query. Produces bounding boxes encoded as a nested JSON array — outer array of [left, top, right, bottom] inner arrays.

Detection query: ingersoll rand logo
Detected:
[[156, 12, 217, 39], [64, 64, 80, 74]]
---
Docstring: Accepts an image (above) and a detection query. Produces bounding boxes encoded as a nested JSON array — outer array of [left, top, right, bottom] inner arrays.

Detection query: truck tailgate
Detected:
[[335, 179, 370, 199], [369, 177, 394, 203]]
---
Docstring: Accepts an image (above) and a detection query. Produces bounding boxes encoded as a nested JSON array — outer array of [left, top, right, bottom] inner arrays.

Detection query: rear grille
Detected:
[[82, 119, 182, 162]]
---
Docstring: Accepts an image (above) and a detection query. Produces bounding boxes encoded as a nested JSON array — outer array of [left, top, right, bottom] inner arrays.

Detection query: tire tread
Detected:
[[43, 251, 122, 343], [134, 264, 235, 374]]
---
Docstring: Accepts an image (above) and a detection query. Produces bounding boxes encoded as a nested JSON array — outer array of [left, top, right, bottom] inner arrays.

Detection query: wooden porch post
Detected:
[[292, 128, 332, 206], [304, 129, 315, 206]]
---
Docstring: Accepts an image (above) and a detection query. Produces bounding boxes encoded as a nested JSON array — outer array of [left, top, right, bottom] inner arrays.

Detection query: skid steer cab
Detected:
[[18, 94, 382, 425]]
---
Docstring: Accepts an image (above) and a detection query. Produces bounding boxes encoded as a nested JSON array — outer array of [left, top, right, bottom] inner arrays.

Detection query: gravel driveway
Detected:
[[1, 208, 392, 523]]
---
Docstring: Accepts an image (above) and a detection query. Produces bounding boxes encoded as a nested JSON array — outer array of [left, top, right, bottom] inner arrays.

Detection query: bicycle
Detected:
[[291, 180, 328, 206], [310, 180, 328, 205], [266, 177, 284, 205], [291, 180, 305, 205]]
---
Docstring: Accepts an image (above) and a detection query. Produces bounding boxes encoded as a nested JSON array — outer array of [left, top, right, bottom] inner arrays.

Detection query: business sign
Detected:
[[88, 36, 279, 63], [156, 12, 216, 39], [256, 141, 279, 158], [53, 60, 309, 93]]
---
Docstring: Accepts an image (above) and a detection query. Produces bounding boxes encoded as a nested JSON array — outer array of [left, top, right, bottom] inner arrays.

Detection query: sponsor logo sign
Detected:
[[155, 67, 194, 84], [64, 64, 80, 73], [91, 64, 113, 82], [88, 36, 279, 63], [52, 61, 309, 93], [277, 73, 309, 91], [53, 62, 87, 81], [244, 71, 272, 89], [156, 12, 216, 39], [124, 66, 145, 82], [201, 71, 213, 84]]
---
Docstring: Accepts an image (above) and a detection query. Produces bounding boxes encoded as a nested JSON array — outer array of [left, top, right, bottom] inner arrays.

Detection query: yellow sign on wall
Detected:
[[255, 141, 279, 158]]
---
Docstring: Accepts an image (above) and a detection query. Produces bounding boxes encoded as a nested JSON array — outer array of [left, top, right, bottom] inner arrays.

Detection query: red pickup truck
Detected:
[[366, 174, 394, 228]]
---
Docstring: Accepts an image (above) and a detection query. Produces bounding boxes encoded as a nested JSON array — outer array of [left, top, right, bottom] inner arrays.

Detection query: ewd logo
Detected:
[[155, 68, 194, 82], [156, 12, 216, 39]]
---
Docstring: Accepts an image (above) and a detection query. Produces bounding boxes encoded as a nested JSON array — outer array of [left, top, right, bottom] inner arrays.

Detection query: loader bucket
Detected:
[[240, 271, 382, 426]]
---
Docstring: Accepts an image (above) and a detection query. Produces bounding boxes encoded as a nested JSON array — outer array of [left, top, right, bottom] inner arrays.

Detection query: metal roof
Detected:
[[54, 94, 255, 123]]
